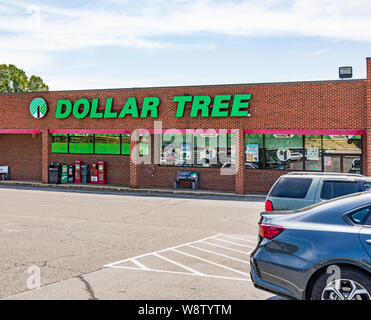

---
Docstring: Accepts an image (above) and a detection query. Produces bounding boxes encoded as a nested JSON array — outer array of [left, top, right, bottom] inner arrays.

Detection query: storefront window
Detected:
[[245, 134, 363, 173], [139, 134, 150, 156], [305, 135, 322, 171], [264, 134, 303, 170], [161, 134, 179, 166], [121, 134, 130, 155], [69, 134, 94, 154], [194, 134, 219, 167], [245, 134, 263, 169], [95, 134, 120, 155], [343, 155, 361, 174], [323, 154, 341, 172], [51, 133, 131, 155], [51, 134, 68, 153], [322, 135, 361, 153], [323, 135, 361, 173], [160, 133, 234, 168]]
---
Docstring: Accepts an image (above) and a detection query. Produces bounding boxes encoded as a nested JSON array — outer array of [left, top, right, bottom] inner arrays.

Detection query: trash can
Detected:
[[61, 164, 68, 184], [49, 162, 62, 184], [0, 166, 9, 181], [81, 164, 90, 184]]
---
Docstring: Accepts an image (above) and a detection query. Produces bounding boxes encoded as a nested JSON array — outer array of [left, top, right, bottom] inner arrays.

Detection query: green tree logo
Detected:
[[30, 98, 47, 119]]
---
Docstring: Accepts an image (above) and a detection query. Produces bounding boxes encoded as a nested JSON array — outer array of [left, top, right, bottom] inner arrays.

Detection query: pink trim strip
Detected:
[[136, 129, 233, 134], [0, 129, 41, 134], [49, 129, 130, 134], [244, 129, 366, 135]]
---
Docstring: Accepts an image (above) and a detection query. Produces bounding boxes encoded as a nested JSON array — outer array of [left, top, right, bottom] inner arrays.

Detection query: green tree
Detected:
[[27, 75, 49, 92], [0, 64, 49, 93]]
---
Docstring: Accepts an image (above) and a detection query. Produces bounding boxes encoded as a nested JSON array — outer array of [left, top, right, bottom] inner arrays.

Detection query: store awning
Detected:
[[244, 129, 366, 135], [0, 129, 41, 134], [49, 129, 130, 134]]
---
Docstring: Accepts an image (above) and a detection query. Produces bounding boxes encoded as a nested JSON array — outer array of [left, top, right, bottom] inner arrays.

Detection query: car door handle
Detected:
[[366, 239, 371, 245]]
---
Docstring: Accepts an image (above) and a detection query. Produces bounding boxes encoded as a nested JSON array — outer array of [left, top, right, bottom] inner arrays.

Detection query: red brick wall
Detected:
[[366, 58, 371, 176], [41, 129, 51, 183], [0, 70, 368, 192], [245, 169, 290, 193], [0, 80, 366, 132], [139, 164, 235, 191], [0, 134, 42, 181]]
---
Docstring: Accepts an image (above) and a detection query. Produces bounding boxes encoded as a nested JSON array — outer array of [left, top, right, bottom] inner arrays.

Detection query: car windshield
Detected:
[[294, 191, 366, 213]]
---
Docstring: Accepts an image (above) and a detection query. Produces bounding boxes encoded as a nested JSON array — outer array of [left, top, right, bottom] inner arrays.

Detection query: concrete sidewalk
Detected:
[[0, 180, 267, 199]]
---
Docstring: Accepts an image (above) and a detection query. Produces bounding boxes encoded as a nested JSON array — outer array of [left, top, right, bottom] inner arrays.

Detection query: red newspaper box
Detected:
[[90, 164, 98, 184], [74, 160, 82, 183], [98, 161, 107, 185]]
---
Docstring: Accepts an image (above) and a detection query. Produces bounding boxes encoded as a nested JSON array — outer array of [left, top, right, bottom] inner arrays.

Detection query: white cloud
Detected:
[[0, 0, 370, 81], [0, 0, 371, 51], [301, 49, 329, 57], [0, 49, 51, 69]]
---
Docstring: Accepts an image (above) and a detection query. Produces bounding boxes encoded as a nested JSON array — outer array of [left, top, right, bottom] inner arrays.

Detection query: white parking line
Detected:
[[104, 233, 222, 267], [153, 253, 204, 275], [212, 237, 256, 249], [202, 241, 251, 255], [187, 244, 250, 264], [132, 259, 150, 270], [222, 234, 258, 244], [108, 265, 250, 282], [104, 233, 253, 282], [171, 248, 250, 277]]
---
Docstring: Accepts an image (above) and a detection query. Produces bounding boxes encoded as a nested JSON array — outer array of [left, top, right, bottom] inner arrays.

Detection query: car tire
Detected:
[[310, 267, 371, 300]]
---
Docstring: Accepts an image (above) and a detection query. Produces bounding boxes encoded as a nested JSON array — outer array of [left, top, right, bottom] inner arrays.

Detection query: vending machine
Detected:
[[74, 160, 82, 183], [97, 161, 107, 184], [67, 165, 74, 183], [61, 164, 68, 184], [90, 164, 98, 184], [81, 164, 90, 184]]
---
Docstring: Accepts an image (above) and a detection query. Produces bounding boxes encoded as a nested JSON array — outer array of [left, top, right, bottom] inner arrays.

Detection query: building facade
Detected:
[[1, 58, 371, 194]]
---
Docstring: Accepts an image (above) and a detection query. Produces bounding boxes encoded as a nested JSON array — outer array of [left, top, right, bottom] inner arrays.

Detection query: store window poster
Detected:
[[246, 144, 259, 162], [324, 156, 332, 166], [306, 147, 320, 161]]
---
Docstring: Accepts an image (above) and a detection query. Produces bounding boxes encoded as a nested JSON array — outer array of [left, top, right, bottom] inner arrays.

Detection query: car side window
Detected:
[[269, 178, 312, 199], [321, 181, 358, 200], [364, 182, 371, 191], [321, 181, 332, 200], [366, 215, 371, 226], [348, 206, 371, 225]]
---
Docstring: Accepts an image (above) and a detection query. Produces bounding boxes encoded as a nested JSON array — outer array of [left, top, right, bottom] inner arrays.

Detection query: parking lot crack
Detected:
[[77, 275, 98, 300], [101, 208, 153, 223]]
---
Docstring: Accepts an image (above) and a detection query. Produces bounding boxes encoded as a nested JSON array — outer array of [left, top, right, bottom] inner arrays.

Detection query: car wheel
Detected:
[[311, 267, 371, 300]]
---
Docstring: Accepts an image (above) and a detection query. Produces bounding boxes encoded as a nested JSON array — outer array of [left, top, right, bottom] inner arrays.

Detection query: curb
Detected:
[[0, 180, 267, 198]]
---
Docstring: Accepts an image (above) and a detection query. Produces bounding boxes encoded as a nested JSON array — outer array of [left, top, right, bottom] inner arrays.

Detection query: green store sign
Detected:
[[30, 98, 48, 119], [54, 94, 252, 119]]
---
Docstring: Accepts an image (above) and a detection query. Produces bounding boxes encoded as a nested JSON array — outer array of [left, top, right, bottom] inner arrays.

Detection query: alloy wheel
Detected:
[[321, 279, 371, 300]]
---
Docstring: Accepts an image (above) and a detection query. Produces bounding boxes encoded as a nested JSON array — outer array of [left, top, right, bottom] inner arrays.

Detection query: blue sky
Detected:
[[1, 0, 371, 90]]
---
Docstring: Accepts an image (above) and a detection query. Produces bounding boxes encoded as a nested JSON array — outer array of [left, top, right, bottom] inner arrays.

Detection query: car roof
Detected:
[[286, 172, 364, 178], [296, 191, 371, 216], [281, 172, 368, 181]]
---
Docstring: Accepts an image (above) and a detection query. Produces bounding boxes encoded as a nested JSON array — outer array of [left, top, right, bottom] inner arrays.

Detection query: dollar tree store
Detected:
[[0, 58, 370, 194]]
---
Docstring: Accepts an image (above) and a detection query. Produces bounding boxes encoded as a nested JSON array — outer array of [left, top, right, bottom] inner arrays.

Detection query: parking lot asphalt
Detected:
[[0, 186, 275, 300]]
